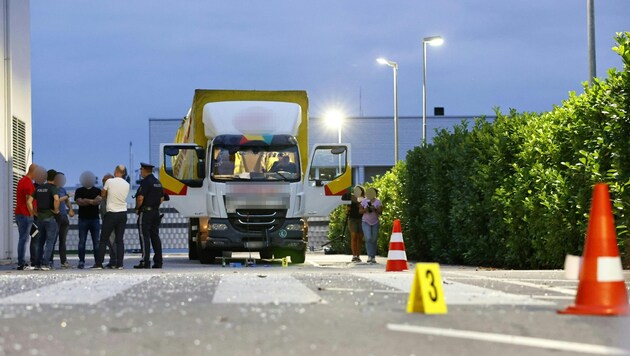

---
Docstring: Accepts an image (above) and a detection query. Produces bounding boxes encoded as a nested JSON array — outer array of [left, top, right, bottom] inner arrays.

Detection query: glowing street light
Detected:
[[422, 35, 443, 145], [324, 110, 344, 143], [377, 57, 399, 162]]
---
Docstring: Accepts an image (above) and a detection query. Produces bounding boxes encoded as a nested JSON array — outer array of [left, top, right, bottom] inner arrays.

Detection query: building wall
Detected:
[[0, 0, 31, 261]]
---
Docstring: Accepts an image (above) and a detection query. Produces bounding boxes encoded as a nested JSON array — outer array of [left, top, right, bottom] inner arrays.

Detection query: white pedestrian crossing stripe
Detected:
[[354, 272, 553, 306], [212, 274, 323, 304], [0, 275, 153, 305]]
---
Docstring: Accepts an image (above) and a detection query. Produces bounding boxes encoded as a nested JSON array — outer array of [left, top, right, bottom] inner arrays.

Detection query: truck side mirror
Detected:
[[196, 147, 207, 179]]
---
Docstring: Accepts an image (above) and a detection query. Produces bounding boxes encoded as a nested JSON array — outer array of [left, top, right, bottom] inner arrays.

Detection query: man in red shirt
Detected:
[[15, 164, 38, 270]]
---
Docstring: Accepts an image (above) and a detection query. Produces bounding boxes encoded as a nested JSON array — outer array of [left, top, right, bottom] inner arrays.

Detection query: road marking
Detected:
[[355, 272, 553, 305], [212, 274, 323, 304], [444, 271, 577, 295], [386, 324, 629, 355], [0, 275, 153, 305]]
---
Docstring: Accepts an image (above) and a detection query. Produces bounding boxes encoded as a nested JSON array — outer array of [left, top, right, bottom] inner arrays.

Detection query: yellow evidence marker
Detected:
[[406, 263, 448, 314]]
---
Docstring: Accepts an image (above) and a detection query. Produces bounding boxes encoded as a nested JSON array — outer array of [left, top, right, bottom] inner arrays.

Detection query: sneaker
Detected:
[[90, 264, 103, 270], [115, 266, 124, 270], [104, 263, 114, 269], [40, 265, 51, 271], [152, 264, 163, 269], [16, 265, 25, 270], [133, 263, 147, 269], [24, 265, 36, 271], [34, 266, 42, 271], [61, 262, 72, 269], [77, 262, 85, 269], [367, 257, 376, 264]]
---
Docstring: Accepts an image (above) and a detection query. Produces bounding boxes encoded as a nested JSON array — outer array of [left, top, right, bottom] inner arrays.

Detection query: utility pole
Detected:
[[587, 0, 596, 85]]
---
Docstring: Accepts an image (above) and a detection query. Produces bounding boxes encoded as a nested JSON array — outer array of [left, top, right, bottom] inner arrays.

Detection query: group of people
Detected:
[[13, 162, 166, 270], [346, 185, 384, 264]]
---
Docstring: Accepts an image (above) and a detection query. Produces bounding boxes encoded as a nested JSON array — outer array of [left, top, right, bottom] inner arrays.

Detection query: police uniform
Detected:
[[135, 163, 164, 268]]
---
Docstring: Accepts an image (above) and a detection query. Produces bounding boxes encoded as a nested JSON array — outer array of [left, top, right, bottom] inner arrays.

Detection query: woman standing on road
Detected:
[[359, 187, 383, 264], [347, 185, 365, 263]]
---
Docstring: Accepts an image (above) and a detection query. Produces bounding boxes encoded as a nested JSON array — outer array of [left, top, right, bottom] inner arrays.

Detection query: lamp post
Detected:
[[324, 110, 343, 144], [377, 57, 399, 162], [587, 0, 596, 85], [422, 35, 443, 146]]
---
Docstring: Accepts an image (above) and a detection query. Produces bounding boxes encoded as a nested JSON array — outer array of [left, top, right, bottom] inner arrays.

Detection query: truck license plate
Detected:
[[245, 242, 264, 249]]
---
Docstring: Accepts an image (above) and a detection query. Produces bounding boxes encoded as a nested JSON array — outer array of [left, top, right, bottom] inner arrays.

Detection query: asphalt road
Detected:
[[0, 253, 629, 356]]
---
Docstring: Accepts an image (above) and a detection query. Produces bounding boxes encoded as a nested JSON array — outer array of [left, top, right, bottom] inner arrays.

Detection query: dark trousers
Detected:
[[139, 209, 162, 266], [96, 212, 127, 267], [29, 219, 39, 265], [53, 214, 70, 264]]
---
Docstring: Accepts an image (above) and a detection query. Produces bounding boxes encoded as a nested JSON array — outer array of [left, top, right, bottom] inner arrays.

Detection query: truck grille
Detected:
[[229, 209, 286, 233]]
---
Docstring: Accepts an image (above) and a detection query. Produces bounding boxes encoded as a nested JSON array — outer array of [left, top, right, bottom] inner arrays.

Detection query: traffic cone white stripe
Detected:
[[387, 250, 408, 261], [390, 232, 404, 242], [597, 257, 624, 282]]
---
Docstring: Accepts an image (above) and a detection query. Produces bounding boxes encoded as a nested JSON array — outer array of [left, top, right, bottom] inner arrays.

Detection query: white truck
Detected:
[[160, 90, 352, 264]]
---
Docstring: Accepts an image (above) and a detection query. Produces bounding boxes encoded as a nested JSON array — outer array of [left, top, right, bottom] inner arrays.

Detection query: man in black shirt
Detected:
[[134, 163, 165, 269], [33, 169, 60, 270], [74, 171, 102, 269]]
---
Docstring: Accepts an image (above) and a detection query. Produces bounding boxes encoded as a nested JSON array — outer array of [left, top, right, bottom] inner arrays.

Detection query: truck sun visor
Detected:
[[203, 101, 302, 138]]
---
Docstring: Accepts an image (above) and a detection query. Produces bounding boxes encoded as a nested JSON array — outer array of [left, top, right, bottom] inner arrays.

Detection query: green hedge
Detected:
[[327, 32, 630, 269]]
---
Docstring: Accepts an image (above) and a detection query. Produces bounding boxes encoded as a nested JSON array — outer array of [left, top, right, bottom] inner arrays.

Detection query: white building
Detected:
[[0, 0, 31, 262]]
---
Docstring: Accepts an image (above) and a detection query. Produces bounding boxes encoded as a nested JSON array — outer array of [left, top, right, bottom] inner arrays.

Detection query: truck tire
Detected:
[[188, 219, 199, 261], [259, 250, 273, 260], [196, 236, 215, 264], [287, 250, 306, 264]]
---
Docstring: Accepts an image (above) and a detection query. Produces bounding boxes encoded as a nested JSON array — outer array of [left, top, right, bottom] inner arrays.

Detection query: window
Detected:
[[308, 146, 347, 181], [163, 145, 205, 187]]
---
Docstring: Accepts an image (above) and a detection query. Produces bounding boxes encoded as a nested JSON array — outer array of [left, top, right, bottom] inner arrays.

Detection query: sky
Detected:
[[30, 0, 630, 185]]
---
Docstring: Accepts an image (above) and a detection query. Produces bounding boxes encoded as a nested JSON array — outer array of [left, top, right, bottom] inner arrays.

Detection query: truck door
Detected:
[[160, 143, 207, 217], [303, 144, 352, 217]]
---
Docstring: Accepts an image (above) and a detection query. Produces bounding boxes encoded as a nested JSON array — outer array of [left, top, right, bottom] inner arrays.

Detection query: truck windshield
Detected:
[[211, 145, 300, 182]]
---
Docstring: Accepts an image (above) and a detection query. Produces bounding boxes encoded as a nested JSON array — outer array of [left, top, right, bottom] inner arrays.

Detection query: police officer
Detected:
[[134, 162, 165, 269]]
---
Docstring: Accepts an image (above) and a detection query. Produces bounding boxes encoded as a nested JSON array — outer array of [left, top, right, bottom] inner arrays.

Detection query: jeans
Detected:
[[37, 217, 59, 267], [362, 221, 380, 258], [96, 212, 127, 267], [54, 214, 70, 264], [78, 218, 100, 263], [15, 214, 33, 266]]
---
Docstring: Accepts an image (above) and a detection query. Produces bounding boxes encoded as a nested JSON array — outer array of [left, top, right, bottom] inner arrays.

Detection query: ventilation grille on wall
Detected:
[[12, 116, 26, 172], [11, 117, 27, 218]]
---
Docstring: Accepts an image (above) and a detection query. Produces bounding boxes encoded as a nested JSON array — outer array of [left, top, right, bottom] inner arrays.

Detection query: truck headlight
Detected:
[[286, 223, 303, 231], [210, 223, 228, 231]]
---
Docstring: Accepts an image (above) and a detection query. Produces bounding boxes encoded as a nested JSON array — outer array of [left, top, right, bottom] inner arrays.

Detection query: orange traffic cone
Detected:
[[559, 183, 630, 316], [386, 219, 409, 272]]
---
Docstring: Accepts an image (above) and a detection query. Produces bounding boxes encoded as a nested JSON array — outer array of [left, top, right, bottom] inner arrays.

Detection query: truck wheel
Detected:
[[188, 219, 199, 260], [259, 250, 273, 260], [288, 250, 306, 264], [199, 249, 216, 265]]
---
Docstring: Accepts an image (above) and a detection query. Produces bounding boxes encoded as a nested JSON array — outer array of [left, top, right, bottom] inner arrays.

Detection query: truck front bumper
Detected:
[[202, 218, 306, 252]]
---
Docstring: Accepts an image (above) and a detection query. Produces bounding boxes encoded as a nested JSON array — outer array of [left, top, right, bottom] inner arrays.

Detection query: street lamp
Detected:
[[324, 110, 343, 143], [377, 57, 399, 162], [422, 35, 443, 146]]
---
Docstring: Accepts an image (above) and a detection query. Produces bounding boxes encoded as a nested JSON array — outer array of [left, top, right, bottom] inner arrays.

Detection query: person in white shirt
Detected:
[[92, 165, 130, 269]]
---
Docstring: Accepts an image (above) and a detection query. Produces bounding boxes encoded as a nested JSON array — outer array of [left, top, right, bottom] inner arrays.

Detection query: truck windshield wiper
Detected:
[[268, 171, 293, 182]]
